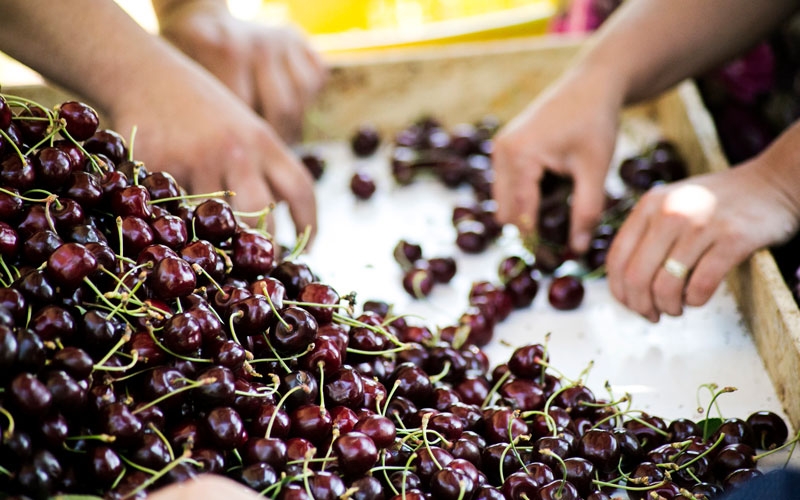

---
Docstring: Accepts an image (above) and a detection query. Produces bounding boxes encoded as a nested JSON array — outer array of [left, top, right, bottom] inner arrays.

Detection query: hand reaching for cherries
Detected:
[[607, 146, 800, 322], [152, 0, 328, 145], [491, 68, 622, 254]]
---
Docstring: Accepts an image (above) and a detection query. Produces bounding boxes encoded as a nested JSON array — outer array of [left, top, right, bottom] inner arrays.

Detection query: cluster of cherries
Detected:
[[0, 92, 791, 500], [359, 117, 692, 319]]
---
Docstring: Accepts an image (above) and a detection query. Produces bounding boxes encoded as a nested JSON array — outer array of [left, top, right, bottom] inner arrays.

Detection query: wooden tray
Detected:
[[7, 36, 799, 430], [307, 36, 800, 431]]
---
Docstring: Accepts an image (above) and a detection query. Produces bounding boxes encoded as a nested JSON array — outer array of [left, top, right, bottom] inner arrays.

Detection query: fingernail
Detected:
[[573, 232, 590, 253]]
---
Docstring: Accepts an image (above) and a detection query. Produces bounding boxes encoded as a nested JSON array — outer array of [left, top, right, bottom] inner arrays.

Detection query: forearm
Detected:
[[0, 0, 217, 118], [572, 0, 800, 105]]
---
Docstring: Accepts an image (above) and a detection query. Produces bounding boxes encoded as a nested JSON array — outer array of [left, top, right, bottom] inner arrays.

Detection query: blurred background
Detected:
[[2, 0, 602, 84]]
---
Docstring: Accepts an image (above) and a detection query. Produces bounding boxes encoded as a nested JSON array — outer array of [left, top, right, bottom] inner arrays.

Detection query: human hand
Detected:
[[148, 474, 262, 500], [155, 0, 327, 143], [605, 162, 800, 322], [108, 62, 317, 240], [492, 72, 622, 253]]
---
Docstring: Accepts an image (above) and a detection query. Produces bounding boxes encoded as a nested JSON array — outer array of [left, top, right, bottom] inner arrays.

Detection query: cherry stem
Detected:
[[148, 422, 175, 462], [429, 360, 451, 384], [420, 413, 443, 470], [143, 324, 213, 364], [249, 341, 316, 365], [92, 331, 132, 371], [262, 286, 289, 330], [0, 406, 15, 442], [481, 368, 510, 409], [520, 410, 558, 438], [0, 128, 27, 164], [0, 186, 55, 203], [380, 449, 400, 497], [266, 384, 309, 438], [93, 350, 139, 372], [401, 452, 417, 499], [331, 313, 405, 348], [261, 331, 292, 373], [379, 380, 401, 417], [507, 410, 530, 472], [287, 225, 312, 261], [317, 361, 327, 414], [127, 125, 137, 161], [753, 428, 800, 463], [700, 384, 737, 439], [122, 448, 193, 499], [149, 190, 235, 205], [132, 376, 216, 415], [64, 433, 116, 443], [227, 310, 244, 346]]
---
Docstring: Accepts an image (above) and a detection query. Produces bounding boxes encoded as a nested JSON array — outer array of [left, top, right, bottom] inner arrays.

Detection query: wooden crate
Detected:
[[310, 36, 800, 431], [7, 36, 800, 430]]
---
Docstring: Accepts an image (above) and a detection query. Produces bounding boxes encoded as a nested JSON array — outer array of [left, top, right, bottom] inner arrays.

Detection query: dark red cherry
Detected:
[[10, 372, 52, 416], [393, 239, 423, 270], [577, 429, 620, 473], [180, 239, 225, 283], [270, 306, 318, 354], [548, 275, 585, 310], [46, 242, 98, 290], [746, 410, 788, 450], [58, 101, 99, 141], [351, 124, 381, 157], [16, 105, 50, 145], [194, 198, 237, 243], [270, 260, 316, 299], [537, 480, 581, 500], [429, 256, 457, 283], [402, 264, 434, 299], [291, 404, 333, 446], [332, 431, 379, 477], [111, 185, 153, 219], [83, 128, 128, 164], [33, 146, 72, 187], [0, 95, 11, 130], [232, 229, 276, 276], [297, 282, 340, 324], [301, 152, 326, 179], [23, 230, 63, 265], [350, 170, 377, 200], [206, 406, 248, 450], [455, 219, 489, 253], [149, 255, 197, 299], [507, 343, 548, 379], [0, 155, 35, 190]]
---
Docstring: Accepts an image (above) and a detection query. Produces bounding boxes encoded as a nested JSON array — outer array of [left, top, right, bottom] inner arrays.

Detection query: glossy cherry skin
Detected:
[[205, 406, 248, 450], [232, 229, 276, 277], [58, 100, 99, 140], [351, 170, 377, 200], [150, 255, 197, 300], [194, 198, 237, 243], [746, 410, 788, 449], [332, 431, 379, 477], [84, 128, 128, 164], [270, 260, 316, 299], [351, 124, 381, 157], [297, 282, 340, 325], [548, 275, 585, 310]]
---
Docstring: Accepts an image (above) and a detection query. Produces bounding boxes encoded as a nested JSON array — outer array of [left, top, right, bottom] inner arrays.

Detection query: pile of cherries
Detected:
[[0, 92, 791, 500], [378, 116, 691, 315]]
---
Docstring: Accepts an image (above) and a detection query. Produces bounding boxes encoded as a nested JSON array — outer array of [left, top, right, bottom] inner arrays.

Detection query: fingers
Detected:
[[569, 163, 608, 253], [260, 143, 318, 244], [491, 136, 543, 235], [149, 474, 262, 500], [253, 53, 304, 144], [651, 229, 714, 316]]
